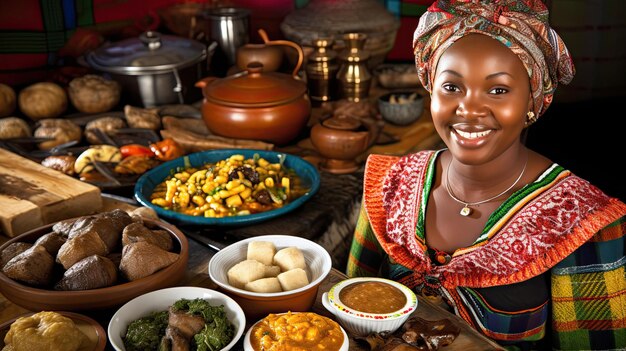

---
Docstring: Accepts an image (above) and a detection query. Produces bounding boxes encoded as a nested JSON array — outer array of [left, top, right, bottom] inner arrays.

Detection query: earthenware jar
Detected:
[[236, 29, 302, 73], [310, 115, 372, 174]]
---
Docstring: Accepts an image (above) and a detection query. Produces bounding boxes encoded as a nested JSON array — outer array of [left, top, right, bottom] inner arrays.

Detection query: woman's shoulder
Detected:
[[365, 150, 437, 172]]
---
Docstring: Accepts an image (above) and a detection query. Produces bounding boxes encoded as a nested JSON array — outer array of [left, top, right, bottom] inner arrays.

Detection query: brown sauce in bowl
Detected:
[[339, 281, 406, 314]]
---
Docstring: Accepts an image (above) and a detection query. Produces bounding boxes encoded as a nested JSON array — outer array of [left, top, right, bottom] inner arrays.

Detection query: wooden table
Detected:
[[0, 211, 502, 351]]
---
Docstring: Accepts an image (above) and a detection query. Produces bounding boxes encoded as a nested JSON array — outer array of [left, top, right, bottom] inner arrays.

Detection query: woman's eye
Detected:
[[442, 84, 459, 92], [490, 87, 508, 94]]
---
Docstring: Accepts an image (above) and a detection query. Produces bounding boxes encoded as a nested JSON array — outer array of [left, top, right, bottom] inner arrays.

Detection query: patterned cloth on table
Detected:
[[347, 150, 626, 350]]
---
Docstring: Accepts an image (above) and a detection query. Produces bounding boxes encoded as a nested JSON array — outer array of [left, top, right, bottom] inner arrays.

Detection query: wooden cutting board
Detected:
[[0, 149, 103, 237]]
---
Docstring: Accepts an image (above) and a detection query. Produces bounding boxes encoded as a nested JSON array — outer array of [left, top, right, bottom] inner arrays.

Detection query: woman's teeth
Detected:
[[455, 129, 492, 139]]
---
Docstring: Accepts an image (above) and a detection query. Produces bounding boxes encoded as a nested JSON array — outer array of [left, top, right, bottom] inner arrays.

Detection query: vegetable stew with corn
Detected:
[[149, 154, 307, 218]]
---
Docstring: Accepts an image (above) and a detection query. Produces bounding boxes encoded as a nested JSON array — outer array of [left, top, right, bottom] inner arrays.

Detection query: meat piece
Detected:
[[34, 232, 67, 256], [55, 254, 117, 291], [401, 317, 460, 350], [168, 307, 205, 340], [41, 155, 77, 176], [34, 118, 81, 150], [164, 325, 190, 351], [1, 242, 32, 268], [253, 189, 272, 205], [122, 222, 173, 251], [228, 165, 259, 185], [2, 245, 54, 286], [124, 105, 161, 130], [114, 154, 160, 175], [84, 116, 126, 144]]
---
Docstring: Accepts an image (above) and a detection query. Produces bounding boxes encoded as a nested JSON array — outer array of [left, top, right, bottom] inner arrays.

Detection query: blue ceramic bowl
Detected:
[[134, 149, 320, 226]]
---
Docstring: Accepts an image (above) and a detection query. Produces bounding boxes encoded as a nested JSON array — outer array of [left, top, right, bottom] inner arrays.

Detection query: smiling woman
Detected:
[[346, 1, 626, 350]]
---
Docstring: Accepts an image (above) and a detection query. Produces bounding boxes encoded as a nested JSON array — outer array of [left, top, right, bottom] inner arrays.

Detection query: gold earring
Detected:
[[526, 111, 536, 125]]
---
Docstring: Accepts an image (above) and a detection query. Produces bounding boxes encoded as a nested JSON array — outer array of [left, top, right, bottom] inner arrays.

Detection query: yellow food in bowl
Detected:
[[3, 311, 88, 351], [250, 312, 343, 351], [149, 154, 307, 218]]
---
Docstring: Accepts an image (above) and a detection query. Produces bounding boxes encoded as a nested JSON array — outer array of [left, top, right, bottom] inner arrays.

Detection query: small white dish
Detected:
[[108, 286, 245, 351], [208, 235, 332, 320], [322, 277, 418, 336]]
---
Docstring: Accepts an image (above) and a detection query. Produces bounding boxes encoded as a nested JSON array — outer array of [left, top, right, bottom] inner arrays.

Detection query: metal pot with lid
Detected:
[[85, 31, 216, 107], [195, 43, 310, 146]]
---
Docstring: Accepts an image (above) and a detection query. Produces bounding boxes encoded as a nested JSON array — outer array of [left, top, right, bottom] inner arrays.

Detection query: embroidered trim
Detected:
[[363, 151, 626, 291], [552, 255, 626, 275]]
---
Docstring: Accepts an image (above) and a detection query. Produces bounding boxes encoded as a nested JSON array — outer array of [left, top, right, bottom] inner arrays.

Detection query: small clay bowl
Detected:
[[378, 91, 425, 126], [0, 218, 189, 312], [0, 311, 107, 351]]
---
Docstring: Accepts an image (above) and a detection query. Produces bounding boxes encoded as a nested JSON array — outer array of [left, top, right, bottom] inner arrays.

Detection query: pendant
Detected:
[[460, 205, 472, 216]]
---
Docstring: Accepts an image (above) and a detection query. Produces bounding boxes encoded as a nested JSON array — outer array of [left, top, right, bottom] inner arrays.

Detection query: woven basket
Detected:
[[280, 0, 400, 69]]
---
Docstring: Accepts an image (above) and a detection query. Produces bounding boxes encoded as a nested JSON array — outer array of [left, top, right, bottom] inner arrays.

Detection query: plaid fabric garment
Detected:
[[551, 218, 626, 351], [347, 151, 626, 350]]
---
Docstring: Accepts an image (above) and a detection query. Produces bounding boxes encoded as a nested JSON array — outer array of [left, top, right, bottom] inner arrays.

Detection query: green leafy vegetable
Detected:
[[123, 311, 169, 351]]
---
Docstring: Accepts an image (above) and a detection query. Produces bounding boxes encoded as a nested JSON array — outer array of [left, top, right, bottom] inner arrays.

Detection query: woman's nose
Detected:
[[456, 94, 487, 119]]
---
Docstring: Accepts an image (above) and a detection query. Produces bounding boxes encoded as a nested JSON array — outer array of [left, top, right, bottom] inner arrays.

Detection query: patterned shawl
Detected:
[[413, 0, 576, 119]]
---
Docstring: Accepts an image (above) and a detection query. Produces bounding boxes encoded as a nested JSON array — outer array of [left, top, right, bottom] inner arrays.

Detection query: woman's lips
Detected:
[[450, 127, 493, 147]]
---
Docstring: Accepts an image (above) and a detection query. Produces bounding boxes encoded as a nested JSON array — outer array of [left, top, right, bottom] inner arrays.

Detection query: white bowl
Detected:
[[242, 312, 349, 351], [108, 286, 246, 351], [322, 277, 418, 336], [208, 235, 332, 321]]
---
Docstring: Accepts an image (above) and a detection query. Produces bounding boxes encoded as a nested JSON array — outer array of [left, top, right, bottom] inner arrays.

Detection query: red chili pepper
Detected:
[[149, 138, 184, 161], [120, 144, 155, 158]]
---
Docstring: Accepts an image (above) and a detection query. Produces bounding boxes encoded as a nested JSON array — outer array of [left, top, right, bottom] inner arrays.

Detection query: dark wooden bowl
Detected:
[[0, 218, 188, 312]]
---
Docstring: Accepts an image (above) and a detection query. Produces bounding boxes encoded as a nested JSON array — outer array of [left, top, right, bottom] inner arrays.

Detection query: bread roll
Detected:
[[247, 241, 276, 266], [277, 268, 309, 291], [119, 241, 179, 281], [55, 255, 117, 291], [34, 232, 67, 256], [245, 277, 282, 293], [3, 245, 54, 286], [264, 265, 281, 278], [122, 222, 173, 251], [1, 242, 32, 268], [273, 247, 306, 272], [227, 259, 266, 289], [56, 230, 108, 270]]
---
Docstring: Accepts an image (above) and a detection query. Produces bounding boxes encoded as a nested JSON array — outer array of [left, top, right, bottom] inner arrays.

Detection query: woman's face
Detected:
[[430, 34, 532, 165]]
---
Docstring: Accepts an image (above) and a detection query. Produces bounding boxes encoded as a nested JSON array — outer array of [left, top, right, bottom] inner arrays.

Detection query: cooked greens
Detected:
[[123, 298, 235, 351], [124, 310, 169, 351]]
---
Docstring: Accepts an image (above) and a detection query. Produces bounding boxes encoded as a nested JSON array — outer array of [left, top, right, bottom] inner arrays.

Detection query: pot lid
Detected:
[[85, 31, 207, 74], [203, 63, 307, 107], [322, 116, 361, 130]]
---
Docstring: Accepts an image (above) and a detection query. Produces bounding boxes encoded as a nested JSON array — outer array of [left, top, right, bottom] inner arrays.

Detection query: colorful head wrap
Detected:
[[413, 0, 575, 118]]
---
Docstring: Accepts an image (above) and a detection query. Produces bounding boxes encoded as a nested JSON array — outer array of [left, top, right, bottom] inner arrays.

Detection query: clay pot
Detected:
[[195, 58, 310, 146], [310, 116, 377, 173], [236, 29, 302, 73]]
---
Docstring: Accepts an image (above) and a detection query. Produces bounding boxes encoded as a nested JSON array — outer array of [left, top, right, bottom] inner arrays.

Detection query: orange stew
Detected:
[[339, 281, 406, 314], [250, 312, 344, 351]]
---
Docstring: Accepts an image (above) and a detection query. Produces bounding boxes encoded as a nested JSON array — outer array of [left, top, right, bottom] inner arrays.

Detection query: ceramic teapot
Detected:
[[236, 29, 303, 74], [310, 115, 380, 173]]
